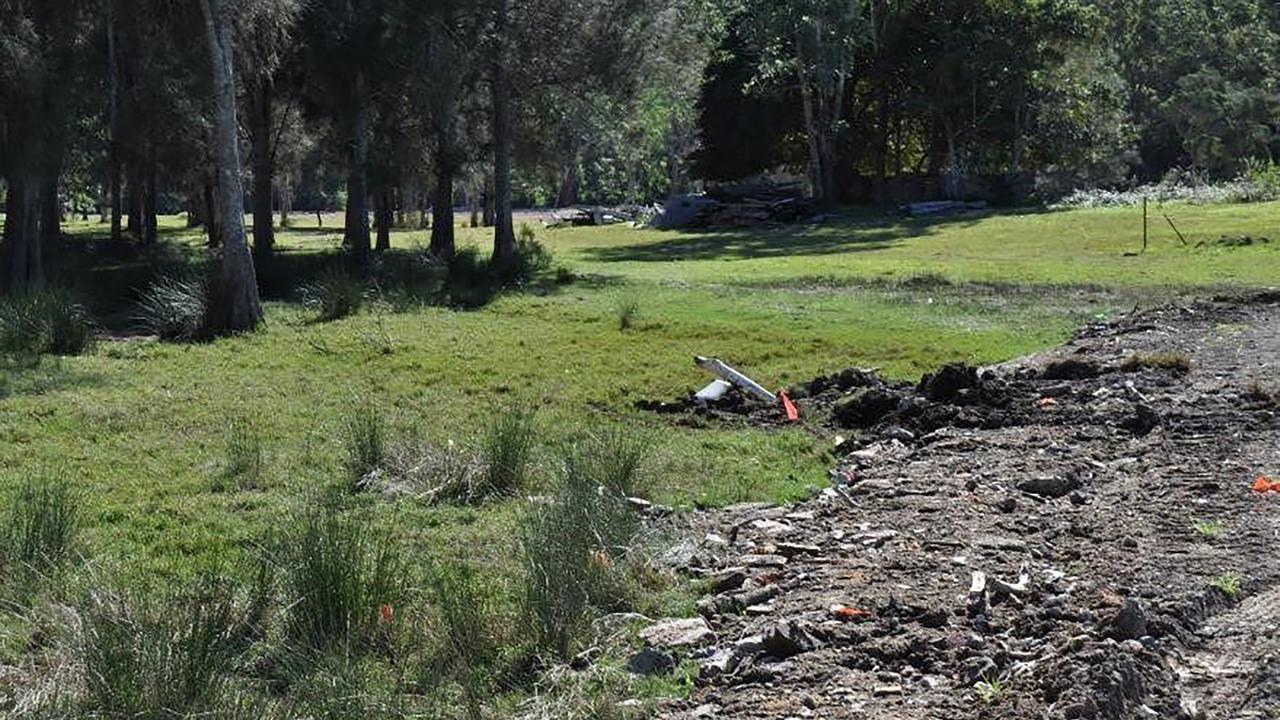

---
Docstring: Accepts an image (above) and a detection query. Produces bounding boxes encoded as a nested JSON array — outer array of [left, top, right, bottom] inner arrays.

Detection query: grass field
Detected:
[[2, 200, 1279, 714], [8, 202, 1280, 576]]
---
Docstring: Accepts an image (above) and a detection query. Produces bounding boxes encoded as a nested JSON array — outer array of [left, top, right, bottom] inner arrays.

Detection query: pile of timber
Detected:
[[546, 205, 646, 228], [657, 183, 815, 229]]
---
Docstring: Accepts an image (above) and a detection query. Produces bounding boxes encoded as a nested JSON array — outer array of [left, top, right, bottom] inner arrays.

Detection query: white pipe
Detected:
[[694, 356, 777, 404]]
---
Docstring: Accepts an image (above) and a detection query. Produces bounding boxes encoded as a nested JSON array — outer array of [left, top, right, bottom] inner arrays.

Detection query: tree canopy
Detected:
[[3, 0, 1279, 301]]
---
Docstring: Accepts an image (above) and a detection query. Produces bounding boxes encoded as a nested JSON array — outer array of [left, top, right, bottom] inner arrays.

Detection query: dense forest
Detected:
[[3, 0, 1280, 320]]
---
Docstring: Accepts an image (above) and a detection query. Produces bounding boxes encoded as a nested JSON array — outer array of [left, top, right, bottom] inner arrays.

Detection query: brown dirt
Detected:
[[648, 293, 1280, 720]]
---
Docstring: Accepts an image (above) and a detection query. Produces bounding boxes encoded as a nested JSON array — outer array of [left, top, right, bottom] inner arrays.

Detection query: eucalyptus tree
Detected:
[[239, 0, 301, 257], [740, 0, 871, 204], [298, 0, 395, 262], [1, 0, 93, 292], [199, 0, 263, 332], [421, 5, 474, 260], [489, 0, 517, 267]]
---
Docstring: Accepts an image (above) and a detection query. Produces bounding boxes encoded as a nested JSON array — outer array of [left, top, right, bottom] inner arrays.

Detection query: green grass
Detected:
[[7, 203, 1280, 581], [1210, 573, 1244, 598], [3, 202, 1278, 714], [1190, 519, 1226, 541], [974, 672, 1008, 704]]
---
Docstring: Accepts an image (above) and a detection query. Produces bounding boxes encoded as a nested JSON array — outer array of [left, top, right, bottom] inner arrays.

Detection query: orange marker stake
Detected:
[[780, 389, 800, 422]]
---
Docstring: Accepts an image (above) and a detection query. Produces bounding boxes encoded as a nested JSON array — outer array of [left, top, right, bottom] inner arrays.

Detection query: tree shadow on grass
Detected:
[[580, 211, 999, 264], [46, 227, 579, 333], [0, 356, 105, 400]]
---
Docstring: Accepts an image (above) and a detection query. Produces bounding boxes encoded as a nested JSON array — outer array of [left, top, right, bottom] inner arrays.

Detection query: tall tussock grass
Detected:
[[0, 289, 95, 356], [281, 503, 403, 652], [3, 476, 81, 570], [136, 275, 208, 341], [301, 267, 367, 321], [479, 403, 537, 499], [342, 399, 386, 487], [521, 429, 651, 659], [80, 580, 242, 718], [424, 562, 504, 720], [219, 416, 265, 490]]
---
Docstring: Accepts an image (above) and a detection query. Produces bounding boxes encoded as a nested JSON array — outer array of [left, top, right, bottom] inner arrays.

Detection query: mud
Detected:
[[645, 294, 1280, 719]]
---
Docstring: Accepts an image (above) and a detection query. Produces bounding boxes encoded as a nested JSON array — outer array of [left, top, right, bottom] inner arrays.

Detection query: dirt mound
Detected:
[[647, 295, 1280, 720], [641, 348, 1177, 448]]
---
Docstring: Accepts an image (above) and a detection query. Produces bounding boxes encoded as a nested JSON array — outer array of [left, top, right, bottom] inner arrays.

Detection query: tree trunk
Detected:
[[126, 161, 144, 239], [39, 175, 61, 247], [1009, 78, 1026, 175], [557, 157, 580, 207], [430, 143, 455, 260], [107, 0, 123, 243], [203, 176, 220, 247], [250, 77, 275, 256], [343, 76, 371, 262], [482, 180, 494, 228], [873, 81, 890, 203], [796, 60, 826, 204], [2, 173, 45, 293], [490, 0, 516, 267], [279, 178, 291, 228], [375, 187, 391, 252], [943, 122, 962, 200], [200, 0, 263, 333], [142, 153, 157, 244]]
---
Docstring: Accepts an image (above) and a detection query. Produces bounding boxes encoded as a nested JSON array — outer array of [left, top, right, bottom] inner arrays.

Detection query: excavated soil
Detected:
[[644, 293, 1280, 720]]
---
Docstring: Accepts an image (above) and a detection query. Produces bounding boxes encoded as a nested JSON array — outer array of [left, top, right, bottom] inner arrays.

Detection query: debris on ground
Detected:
[[650, 184, 817, 229], [648, 293, 1280, 720], [1251, 475, 1280, 493], [545, 205, 648, 228], [694, 355, 777, 405], [902, 200, 989, 217]]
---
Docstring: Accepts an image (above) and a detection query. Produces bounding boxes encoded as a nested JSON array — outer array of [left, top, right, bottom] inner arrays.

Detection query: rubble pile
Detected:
[[633, 295, 1280, 719]]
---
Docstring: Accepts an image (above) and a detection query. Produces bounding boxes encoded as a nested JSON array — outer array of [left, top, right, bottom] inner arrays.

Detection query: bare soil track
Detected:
[[652, 293, 1280, 720]]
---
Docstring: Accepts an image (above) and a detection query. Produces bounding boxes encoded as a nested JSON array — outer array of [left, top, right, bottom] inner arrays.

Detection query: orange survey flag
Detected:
[[780, 390, 800, 422]]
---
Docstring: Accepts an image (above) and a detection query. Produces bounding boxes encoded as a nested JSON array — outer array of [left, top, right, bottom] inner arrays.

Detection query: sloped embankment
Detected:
[[645, 293, 1280, 720]]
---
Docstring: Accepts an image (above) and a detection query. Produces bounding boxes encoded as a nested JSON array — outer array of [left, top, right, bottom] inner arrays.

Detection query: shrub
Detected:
[[4, 477, 80, 570], [479, 404, 537, 499], [136, 276, 208, 341], [281, 504, 402, 651], [372, 251, 448, 310], [342, 399, 385, 486], [521, 431, 650, 659], [446, 248, 495, 309], [220, 417, 265, 489], [0, 290, 95, 356], [302, 268, 367, 321], [81, 580, 240, 718], [518, 222, 537, 244], [510, 237, 554, 284], [1244, 157, 1280, 198]]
